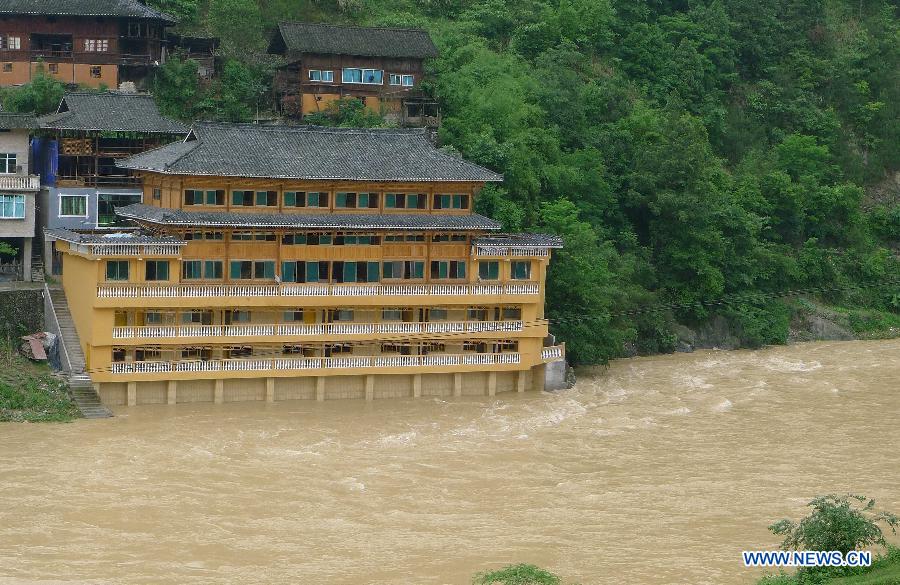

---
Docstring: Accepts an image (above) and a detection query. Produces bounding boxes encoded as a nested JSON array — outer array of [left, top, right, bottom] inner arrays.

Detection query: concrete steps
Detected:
[[47, 287, 112, 419]]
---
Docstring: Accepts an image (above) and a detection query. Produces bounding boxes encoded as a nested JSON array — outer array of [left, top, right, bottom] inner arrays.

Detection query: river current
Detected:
[[1, 340, 898, 584]]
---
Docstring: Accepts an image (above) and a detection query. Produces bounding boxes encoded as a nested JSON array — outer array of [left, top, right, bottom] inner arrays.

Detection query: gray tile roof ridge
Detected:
[[278, 21, 433, 34]]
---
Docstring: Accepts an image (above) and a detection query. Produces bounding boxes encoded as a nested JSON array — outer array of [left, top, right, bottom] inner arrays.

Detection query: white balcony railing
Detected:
[[70, 243, 184, 257], [98, 282, 540, 299], [473, 245, 551, 257], [111, 320, 527, 340], [540, 344, 565, 362], [0, 175, 39, 191], [110, 352, 522, 374]]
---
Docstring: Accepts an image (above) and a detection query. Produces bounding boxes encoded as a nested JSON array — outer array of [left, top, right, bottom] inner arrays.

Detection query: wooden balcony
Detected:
[[111, 320, 532, 342], [70, 243, 184, 257], [110, 352, 522, 375]]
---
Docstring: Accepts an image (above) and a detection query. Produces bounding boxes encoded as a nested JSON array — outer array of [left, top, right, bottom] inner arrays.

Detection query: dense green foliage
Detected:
[[759, 548, 900, 585], [0, 63, 66, 114], [150, 0, 899, 364], [0, 351, 79, 423], [473, 563, 562, 585]]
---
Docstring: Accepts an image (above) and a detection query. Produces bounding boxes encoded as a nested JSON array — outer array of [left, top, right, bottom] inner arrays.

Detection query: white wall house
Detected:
[[0, 113, 40, 281]]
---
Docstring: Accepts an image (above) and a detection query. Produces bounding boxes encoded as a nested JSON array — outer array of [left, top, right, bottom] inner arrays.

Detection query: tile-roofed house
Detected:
[[0, 112, 38, 130], [0, 0, 175, 21], [0, 1, 175, 91], [116, 203, 502, 231], [118, 123, 502, 182], [271, 22, 439, 60], [268, 22, 440, 127], [39, 92, 189, 134]]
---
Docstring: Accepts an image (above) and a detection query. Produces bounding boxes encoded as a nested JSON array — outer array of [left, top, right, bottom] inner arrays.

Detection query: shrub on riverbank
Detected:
[[473, 564, 562, 585], [0, 350, 78, 422]]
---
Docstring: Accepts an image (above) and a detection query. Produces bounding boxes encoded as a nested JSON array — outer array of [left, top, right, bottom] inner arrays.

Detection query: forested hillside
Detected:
[[153, 0, 900, 363]]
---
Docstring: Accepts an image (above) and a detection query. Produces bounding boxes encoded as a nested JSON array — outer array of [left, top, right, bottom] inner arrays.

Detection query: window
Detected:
[[184, 231, 224, 241], [308, 69, 333, 82], [281, 261, 329, 283], [511, 260, 531, 280], [331, 261, 379, 283], [383, 234, 425, 242], [255, 191, 277, 206], [230, 260, 251, 280], [402, 75, 414, 86], [3, 36, 21, 50], [97, 193, 141, 227], [286, 191, 329, 208], [48, 63, 59, 74], [90, 66, 102, 78], [182, 260, 202, 280], [2, 64, 11, 73], [0, 153, 16, 173], [184, 189, 224, 206], [382, 260, 424, 280], [331, 310, 354, 322], [308, 192, 328, 208], [0, 194, 25, 218], [83, 39, 109, 52], [145, 260, 169, 281], [385, 193, 426, 209], [342, 68, 383, 84], [431, 234, 468, 243], [105, 260, 129, 281], [335, 192, 378, 209], [253, 232, 277, 242], [231, 190, 254, 206], [152, 188, 161, 201], [226, 310, 251, 324], [478, 261, 500, 280], [434, 194, 469, 210], [283, 310, 304, 322], [204, 260, 223, 279], [254, 261, 275, 279], [59, 195, 87, 216], [429, 308, 448, 321], [430, 260, 466, 280], [502, 307, 522, 320], [389, 73, 402, 86], [182, 310, 212, 325]]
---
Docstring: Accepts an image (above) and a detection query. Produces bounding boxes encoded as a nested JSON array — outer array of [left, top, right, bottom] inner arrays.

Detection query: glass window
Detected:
[[342, 68, 362, 83], [479, 261, 500, 280], [309, 69, 321, 81], [182, 260, 202, 280], [90, 66, 102, 78], [230, 260, 252, 280], [382, 308, 402, 321], [204, 260, 223, 279], [430, 260, 466, 280], [511, 261, 531, 280], [335, 192, 355, 208], [402, 75, 414, 86], [389, 73, 402, 86], [97, 193, 142, 227], [0, 194, 25, 218], [434, 194, 469, 210], [255, 191, 277, 206], [105, 260, 129, 281], [502, 307, 522, 320], [254, 261, 275, 279], [429, 308, 448, 321], [283, 191, 301, 207], [307, 192, 328, 208], [59, 195, 87, 216], [152, 188, 161, 201], [231, 190, 253, 206], [145, 260, 169, 281], [0, 153, 16, 173], [281, 261, 297, 283]]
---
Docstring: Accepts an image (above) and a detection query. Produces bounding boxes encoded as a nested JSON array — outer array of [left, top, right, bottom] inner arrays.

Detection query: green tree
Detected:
[[473, 564, 561, 585], [770, 494, 899, 556], [152, 55, 206, 121], [2, 63, 64, 114]]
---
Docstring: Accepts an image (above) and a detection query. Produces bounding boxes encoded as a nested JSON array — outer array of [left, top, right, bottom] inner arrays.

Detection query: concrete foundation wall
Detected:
[[97, 368, 542, 407]]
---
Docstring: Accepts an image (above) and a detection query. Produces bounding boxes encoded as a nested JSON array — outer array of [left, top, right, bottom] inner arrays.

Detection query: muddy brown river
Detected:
[[1, 340, 898, 584]]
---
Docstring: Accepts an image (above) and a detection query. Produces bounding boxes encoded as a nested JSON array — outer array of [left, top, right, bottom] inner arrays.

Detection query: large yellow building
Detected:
[[50, 123, 565, 406]]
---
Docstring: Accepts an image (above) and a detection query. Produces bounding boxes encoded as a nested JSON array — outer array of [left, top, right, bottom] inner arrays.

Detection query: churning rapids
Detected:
[[1, 339, 898, 584]]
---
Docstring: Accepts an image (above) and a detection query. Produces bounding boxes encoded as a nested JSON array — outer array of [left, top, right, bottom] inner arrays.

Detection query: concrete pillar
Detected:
[[265, 377, 275, 403], [316, 377, 325, 401], [453, 372, 462, 397], [214, 379, 224, 403], [487, 371, 497, 397], [365, 375, 374, 401], [22, 237, 32, 282], [166, 380, 177, 405], [516, 370, 527, 393], [412, 374, 422, 398], [127, 381, 137, 406]]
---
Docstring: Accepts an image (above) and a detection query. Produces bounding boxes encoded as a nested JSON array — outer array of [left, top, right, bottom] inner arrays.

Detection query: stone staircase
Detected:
[[30, 260, 44, 283], [46, 287, 112, 419]]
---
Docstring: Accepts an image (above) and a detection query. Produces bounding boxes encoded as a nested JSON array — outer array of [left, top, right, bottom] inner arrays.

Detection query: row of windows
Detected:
[[105, 260, 531, 283], [307, 68, 415, 86], [6, 63, 105, 77], [177, 231, 468, 244], [128, 306, 523, 325], [182, 190, 470, 210], [0, 194, 25, 219]]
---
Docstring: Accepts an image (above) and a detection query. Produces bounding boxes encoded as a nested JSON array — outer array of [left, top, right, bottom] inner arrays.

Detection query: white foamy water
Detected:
[[0, 340, 898, 584]]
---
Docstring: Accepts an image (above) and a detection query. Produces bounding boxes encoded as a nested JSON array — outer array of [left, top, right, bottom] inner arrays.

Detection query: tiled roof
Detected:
[[473, 233, 564, 248], [272, 22, 438, 59], [39, 92, 189, 134], [0, 113, 38, 130], [116, 204, 502, 231], [117, 123, 502, 182], [0, 0, 176, 22], [45, 227, 186, 245]]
